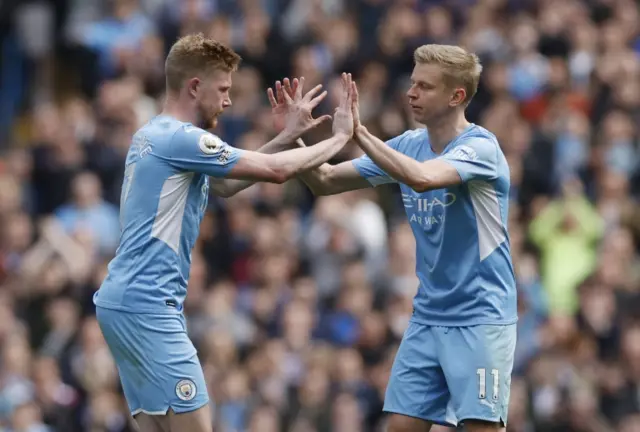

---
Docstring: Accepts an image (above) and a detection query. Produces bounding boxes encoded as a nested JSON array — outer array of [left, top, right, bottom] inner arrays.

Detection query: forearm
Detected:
[[290, 139, 335, 195], [210, 131, 297, 197], [298, 163, 334, 195], [354, 126, 426, 189], [275, 133, 350, 180]]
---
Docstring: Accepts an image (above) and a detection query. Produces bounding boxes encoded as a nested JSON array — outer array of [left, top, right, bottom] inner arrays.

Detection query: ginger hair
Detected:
[[165, 33, 241, 93]]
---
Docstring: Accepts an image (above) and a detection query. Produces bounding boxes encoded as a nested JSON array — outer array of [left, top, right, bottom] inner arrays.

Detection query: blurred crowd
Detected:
[[0, 0, 640, 431]]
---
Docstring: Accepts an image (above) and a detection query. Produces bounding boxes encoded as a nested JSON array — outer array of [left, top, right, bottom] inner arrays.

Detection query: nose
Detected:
[[224, 97, 232, 108]]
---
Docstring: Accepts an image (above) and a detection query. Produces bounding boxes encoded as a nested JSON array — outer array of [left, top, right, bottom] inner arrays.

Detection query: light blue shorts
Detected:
[[384, 322, 516, 427], [96, 307, 209, 416]]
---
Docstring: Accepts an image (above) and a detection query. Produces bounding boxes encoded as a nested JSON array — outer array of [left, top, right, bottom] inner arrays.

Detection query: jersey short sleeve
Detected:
[[168, 125, 243, 177], [352, 132, 407, 186], [438, 138, 498, 182]]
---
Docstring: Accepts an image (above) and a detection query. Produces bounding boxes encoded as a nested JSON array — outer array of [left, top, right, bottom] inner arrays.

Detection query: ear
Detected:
[[450, 87, 467, 107], [187, 78, 200, 99]]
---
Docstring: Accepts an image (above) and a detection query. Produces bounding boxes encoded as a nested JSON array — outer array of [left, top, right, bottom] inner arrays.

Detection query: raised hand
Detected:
[[332, 73, 354, 137], [267, 77, 331, 138], [267, 78, 297, 132], [350, 77, 361, 129]]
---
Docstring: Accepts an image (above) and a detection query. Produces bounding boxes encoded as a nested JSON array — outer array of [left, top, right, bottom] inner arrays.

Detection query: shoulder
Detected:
[[404, 128, 428, 141], [390, 128, 427, 151], [169, 122, 203, 142], [165, 123, 230, 160], [399, 128, 427, 141], [470, 124, 498, 141], [172, 124, 223, 149], [451, 126, 501, 159], [467, 125, 501, 152], [469, 127, 509, 175], [137, 117, 182, 147]]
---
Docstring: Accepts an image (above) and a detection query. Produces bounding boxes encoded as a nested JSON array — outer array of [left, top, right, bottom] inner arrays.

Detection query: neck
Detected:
[[425, 111, 470, 153], [162, 93, 198, 127]]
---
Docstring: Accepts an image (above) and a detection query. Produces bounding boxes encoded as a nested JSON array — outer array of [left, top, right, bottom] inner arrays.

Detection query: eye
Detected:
[[411, 81, 431, 90]]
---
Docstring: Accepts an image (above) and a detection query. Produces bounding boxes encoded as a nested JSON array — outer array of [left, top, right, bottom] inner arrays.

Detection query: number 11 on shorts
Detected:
[[476, 368, 499, 400]]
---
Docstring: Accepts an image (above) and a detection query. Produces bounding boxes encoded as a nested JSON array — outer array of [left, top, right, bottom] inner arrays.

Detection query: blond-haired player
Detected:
[[287, 45, 516, 432]]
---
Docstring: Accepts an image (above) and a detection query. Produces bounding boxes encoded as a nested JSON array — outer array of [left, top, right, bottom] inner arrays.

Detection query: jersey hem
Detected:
[[94, 300, 182, 315], [408, 316, 518, 327]]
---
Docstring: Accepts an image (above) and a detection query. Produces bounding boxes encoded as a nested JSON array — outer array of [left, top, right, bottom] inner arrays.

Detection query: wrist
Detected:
[[278, 129, 298, 144], [334, 132, 351, 142], [355, 125, 368, 136]]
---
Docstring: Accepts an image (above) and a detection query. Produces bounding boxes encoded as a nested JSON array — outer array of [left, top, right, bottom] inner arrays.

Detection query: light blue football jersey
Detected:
[[353, 124, 517, 326], [94, 115, 243, 314]]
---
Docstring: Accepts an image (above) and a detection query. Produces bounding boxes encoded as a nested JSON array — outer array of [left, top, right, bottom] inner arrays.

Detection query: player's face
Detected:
[[406, 63, 466, 124], [195, 70, 232, 129]]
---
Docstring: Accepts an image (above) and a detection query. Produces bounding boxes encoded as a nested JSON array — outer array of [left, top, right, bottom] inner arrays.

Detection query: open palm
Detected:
[[267, 77, 331, 136], [332, 73, 354, 137], [267, 78, 296, 131]]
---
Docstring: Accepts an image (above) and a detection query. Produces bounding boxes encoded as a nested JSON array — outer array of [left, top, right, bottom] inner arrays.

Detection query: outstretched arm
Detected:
[[208, 133, 295, 197], [296, 130, 413, 196], [354, 123, 502, 192], [167, 123, 352, 189], [225, 132, 351, 183], [168, 125, 352, 186], [294, 139, 372, 195], [349, 81, 474, 192], [354, 125, 461, 192]]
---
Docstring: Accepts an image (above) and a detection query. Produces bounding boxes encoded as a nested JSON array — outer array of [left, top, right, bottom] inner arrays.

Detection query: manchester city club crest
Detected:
[[175, 379, 197, 401]]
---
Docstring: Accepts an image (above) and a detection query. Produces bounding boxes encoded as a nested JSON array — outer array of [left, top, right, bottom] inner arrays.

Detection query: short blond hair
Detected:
[[165, 33, 242, 93], [414, 44, 482, 105]]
